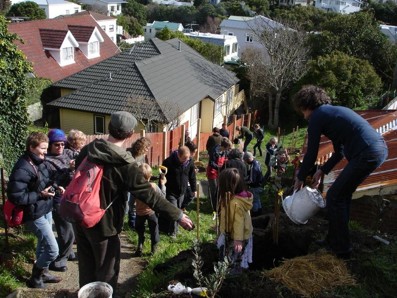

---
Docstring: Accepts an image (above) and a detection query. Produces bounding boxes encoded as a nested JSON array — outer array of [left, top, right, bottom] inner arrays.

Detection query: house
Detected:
[[8, 12, 120, 82], [77, 0, 125, 16], [184, 31, 239, 63], [151, 0, 194, 6], [219, 15, 283, 56], [9, 0, 82, 19], [380, 24, 397, 44], [314, 0, 361, 14], [278, 0, 309, 6], [69, 11, 122, 44], [46, 38, 244, 138], [144, 21, 184, 41], [300, 110, 397, 199]]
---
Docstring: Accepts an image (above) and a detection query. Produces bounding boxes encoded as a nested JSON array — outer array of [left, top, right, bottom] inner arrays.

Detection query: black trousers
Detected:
[[74, 224, 121, 292], [52, 203, 75, 267], [135, 212, 159, 249]]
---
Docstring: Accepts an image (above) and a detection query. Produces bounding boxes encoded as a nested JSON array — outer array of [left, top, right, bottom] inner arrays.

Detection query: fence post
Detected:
[[232, 114, 237, 140], [196, 118, 202, 162], [140, 129, 145, 137], [247, 112, 252, 129], [181, 124, 186, 146], [163, 131, 168, 160], [241, 114, 245, 128]]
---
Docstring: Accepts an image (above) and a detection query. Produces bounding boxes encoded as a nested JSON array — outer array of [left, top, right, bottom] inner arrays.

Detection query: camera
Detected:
[[48, 186, 61, 196]]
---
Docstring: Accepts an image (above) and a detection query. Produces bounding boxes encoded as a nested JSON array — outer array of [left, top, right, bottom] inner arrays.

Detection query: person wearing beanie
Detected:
[[74, 111, 195, 293], [45, 128, 77, 272]]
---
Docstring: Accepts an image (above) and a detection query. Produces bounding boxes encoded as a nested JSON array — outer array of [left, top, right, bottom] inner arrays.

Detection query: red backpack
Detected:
[[3, 199, 24, 227], [60, 157, 114, 228]]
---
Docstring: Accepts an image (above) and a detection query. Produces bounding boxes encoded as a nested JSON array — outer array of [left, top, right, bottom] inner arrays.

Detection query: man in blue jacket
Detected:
[[293, 85, 388, 259]]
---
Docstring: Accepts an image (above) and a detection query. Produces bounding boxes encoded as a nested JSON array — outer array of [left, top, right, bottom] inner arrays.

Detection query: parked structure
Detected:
[[184, 31, 239, 64], [144, 21, 184, 41], [47, 38, 244, 137]]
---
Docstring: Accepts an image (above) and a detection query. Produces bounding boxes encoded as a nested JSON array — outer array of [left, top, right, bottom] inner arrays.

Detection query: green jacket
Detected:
[[76, 139, 182, 237]]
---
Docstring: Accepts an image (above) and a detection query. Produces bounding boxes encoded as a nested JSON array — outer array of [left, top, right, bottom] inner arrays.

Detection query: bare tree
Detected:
[[242, 18, 310, 129]]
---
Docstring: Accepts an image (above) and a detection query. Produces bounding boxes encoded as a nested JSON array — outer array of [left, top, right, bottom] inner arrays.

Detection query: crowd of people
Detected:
[[6, 85, 387, 292]]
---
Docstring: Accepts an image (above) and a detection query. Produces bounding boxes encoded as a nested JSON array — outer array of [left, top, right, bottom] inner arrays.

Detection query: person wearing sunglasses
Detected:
[[45, 129, 77, 272]]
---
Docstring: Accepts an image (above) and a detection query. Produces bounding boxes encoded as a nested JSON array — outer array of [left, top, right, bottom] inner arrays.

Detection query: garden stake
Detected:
[[273, 189, 283, 245], [1, 168, 10, 249], [196, 182, 200, 240]]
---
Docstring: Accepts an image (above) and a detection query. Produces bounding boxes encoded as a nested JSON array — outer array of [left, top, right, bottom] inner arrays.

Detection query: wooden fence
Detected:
[[85, 112, 256, 167]]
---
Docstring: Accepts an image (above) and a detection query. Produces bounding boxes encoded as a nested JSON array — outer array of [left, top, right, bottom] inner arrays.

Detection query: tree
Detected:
[[242, 19, 310, 129], [366, 0, 397, 25], [0, 15, 32, 172], [117, 14, 143, 36], [6, 1, 46, 20], [309, 11, 397, 87], [122, 0, 147, 26], [298, 51, 382, 109]]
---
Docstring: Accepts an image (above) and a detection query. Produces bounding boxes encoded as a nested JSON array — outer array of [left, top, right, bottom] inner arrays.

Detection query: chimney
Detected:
[[178, 40, 181, 51]]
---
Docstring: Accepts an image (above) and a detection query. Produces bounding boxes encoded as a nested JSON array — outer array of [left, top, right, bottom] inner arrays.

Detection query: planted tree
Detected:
[[242, 19, 310, 129], [0, 15, 32, 172]]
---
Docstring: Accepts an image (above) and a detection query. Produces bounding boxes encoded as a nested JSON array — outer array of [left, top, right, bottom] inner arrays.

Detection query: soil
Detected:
[[6, 233, 146, 298]]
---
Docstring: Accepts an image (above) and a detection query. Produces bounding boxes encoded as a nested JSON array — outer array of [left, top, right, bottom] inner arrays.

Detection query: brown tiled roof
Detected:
[[68, 25, 95, 42], [40, 29, 68, 48], [8, 13, 120, 82], [300, 110, 397, 197]]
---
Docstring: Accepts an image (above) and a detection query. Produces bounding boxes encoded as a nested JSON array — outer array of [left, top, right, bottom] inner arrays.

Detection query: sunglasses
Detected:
[[53, 143, 65, 147]]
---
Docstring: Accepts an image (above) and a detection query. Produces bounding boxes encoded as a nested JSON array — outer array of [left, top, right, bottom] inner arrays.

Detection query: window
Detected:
[[74, 8, 79, 13], [228, 32, 234, 36], [94, 115, 105, 134], [246, 34, 253, 42], [224, 45, 230, 55], [109, 25, 114, 32], [62, 47, 74, 61], [88, 41, 99, 55], [232, 43, 238, 53], [111, 5, 115, 11]]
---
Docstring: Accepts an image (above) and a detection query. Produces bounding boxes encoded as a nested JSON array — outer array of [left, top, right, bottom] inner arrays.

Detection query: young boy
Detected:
[[134, 163, 166, 256]]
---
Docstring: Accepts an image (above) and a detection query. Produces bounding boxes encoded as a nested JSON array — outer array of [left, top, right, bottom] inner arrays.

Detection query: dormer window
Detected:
[[40, 29, 79, 66], [63, 47, 74, 61], [68, 25, 104, 59], [89, 41, 99, 56]]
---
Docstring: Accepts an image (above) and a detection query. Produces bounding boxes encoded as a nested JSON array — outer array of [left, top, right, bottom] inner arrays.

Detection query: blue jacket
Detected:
[[298, 104, 384, 181]]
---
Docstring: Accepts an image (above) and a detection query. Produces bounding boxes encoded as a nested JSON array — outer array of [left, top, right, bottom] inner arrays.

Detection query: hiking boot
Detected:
[[42, 268, 62, 283], [49, 262, 67, 272], [26, 264, 45, 288]]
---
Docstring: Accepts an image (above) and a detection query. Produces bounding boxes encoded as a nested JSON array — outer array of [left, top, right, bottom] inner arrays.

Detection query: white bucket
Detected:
[[282, 186, 325, 225], [78, 281, 113, 298]]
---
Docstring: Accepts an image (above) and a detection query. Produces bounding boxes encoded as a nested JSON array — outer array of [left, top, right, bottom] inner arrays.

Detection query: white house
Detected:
[[220, 15, 282, 56], [144, 21, 184, 41], [184, 31, 239, 63], [77, 0, 126, 16], [314, 0, 361, 14], [278, 0, 309, 6], [151, 0, 194, 6], [92, 11, 121, 44], [380, 24, 397, 44], [10, 0, 82, 19]]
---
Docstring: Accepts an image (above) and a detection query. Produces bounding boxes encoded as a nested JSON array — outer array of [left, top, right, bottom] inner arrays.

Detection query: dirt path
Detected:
[[7, 232, 146, 298]]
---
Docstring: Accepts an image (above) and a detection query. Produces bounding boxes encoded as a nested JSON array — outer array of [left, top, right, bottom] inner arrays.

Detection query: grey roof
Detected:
[[49, 38, 239, 123], [220, 15, 283, 30]]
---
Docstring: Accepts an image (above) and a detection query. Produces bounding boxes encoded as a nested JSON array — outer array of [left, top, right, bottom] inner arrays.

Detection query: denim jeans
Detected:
[[326, 140, 388, 254], [250, 187, 263, 212], [25, 211, 59, 269], [166, 194, 184, 235]]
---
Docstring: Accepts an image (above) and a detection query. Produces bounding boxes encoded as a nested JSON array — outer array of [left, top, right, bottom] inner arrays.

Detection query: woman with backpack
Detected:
[[7, 132, 62, 288]]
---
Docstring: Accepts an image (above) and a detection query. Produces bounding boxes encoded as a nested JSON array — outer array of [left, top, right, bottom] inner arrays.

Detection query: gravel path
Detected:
[[7, 232, 146, 298]]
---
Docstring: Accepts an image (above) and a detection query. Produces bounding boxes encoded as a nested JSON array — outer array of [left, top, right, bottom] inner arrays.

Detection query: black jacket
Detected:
[[7, 152, 53, 222], [162, 150, 197, 198]]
